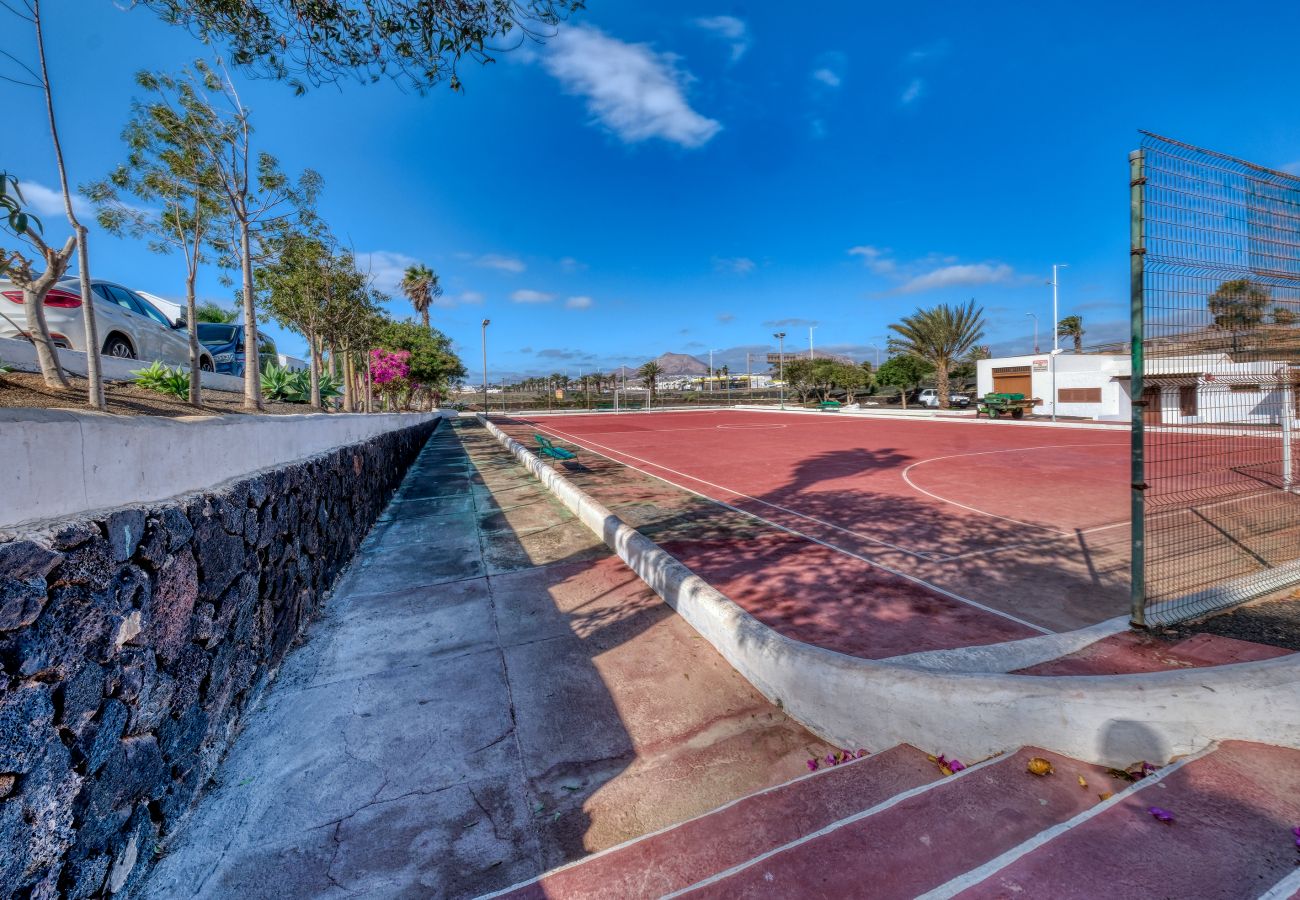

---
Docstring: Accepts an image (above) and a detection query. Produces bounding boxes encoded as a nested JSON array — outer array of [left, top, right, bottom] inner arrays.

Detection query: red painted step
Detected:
[[675, 747, 1117, 899], [949, 741, 1300, 899], [493, 745, 942, 900]]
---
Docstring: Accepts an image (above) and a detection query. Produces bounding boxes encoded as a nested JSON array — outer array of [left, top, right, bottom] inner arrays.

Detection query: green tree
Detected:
[[85, 70, 230, 406], [1056, 315, 1085, 354], [888, 299, 986, 409], [400, 263, 441, 330], [637, 360, 662, 406], [159, 60, 321, 410], [377, 318, 467, 409], [1208, 279, 1269, 332], [195, 301, 238, 323], [140, 0, 584, 93], [874, 355, 933, 409], [256, 231, 336, 407]]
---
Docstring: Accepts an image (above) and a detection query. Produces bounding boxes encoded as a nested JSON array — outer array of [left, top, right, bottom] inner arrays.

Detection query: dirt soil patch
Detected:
[[0, 370, 317, 417], [1170, 592, 1300, 652]]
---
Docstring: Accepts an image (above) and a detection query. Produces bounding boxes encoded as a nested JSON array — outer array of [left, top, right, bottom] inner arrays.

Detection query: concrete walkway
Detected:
[[142, 418, 832, 899]]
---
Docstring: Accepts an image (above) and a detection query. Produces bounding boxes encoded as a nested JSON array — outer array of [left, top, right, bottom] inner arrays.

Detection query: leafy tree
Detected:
[[0, 207, 75, 388], [0, 172, 41, 247], [888, 299, 986, 409], [951, 345, 990, 383], [1274, 305, 1298, 326], [256, 231, 336, 407], [195, 301, 238, 323], [637, 360, 662, 406], [1056, 315, 1085, 354], [1208, 279, 1269, 332], [377, 318, 466, 409], [874, 355, 933, 408], [85, 69, 231, 406], [155, 60, 321, 410], [140, 0, 585, 93], [400, 263, 441, 330]]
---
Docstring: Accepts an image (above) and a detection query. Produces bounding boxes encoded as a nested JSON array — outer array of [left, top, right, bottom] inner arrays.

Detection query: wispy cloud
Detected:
[[473, 253, 526, 274], [900, 78, 924, 105], [907, 40, 950, 63], [811, 68, 841, 88], [1283, 161, 1300, 175], [24, 181, 92, 219], [558, 256, 587, 273], [713, 255, 756, 275], [358, 250, 420, 296], [450, 290, 485, 306], [511, 289, 555, 303], [763, 317, 819, 328], [543, 25, 722, 148], [565, 295, 593, 309], [717, 312, 736, 324], [848, 245, 897, 276], [896, 262, 1017, 294], [693, 15, 750, 62]]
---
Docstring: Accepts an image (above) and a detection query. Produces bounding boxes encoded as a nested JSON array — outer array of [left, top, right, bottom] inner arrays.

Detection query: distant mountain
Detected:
[[646, 352, 709, 375], [808, 349, 857, 366]]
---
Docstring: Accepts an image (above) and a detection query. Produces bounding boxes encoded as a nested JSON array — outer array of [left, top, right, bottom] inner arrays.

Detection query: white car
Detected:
[[917, 389, 972, 409], [0, 277, 214, 370]]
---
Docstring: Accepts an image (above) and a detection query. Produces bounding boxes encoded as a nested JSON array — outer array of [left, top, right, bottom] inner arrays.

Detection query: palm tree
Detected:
[[638, 361, 663, 406], [888, 299, 986, 409], [1056, 315, 1085, 353], [400, 263, 442, 330]]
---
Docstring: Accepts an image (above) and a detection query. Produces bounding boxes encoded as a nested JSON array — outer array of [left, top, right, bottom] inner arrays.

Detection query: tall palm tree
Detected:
[[888, 299, 986, 409], [1056, 315, 1085, 353], [638, 361, 663, 406], [400, 263, 442, 330]]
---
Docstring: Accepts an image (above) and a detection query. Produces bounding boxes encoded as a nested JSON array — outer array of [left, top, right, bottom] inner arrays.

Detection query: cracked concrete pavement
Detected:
[[140, 418, 833, 899]]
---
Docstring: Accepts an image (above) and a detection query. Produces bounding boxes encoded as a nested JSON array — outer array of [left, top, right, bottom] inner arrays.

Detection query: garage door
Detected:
[[992, 365, 1032, 397]]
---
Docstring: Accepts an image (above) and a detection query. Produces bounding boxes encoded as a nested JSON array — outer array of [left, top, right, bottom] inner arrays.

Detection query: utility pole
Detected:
[[773, 331, 786, 409], [1048, 263, 1068, 423], [809, 326, 816, 360], [746, 351, 752, 401], [481, 318, 490, 413]]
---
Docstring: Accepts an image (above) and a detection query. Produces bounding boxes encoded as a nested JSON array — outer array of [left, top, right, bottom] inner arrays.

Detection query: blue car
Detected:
[[196, 322, 277, 376]]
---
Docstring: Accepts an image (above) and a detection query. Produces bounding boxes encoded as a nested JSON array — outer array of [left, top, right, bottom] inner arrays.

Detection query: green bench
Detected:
[[818, 400, 842, 411], [533, 434, 578, 460]]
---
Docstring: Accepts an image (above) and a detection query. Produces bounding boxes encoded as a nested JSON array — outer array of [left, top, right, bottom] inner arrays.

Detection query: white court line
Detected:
[[915, 744, 1219, 899], [1256, 865, 1300, 900], [529, 423, 1054, 635], [664, 752, 1013, 898], [901, 442, 1129, 538]]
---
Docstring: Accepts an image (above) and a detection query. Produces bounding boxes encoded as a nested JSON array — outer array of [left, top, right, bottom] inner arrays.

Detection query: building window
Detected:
[[992, 366, 1032, 376], [1179, 385, 1197, 416], [1229, 383, 1261, 392], [1057, 387, 1102, 404]]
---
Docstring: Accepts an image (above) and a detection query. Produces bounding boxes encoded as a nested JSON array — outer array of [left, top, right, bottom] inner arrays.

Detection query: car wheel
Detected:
[[199, 357, 215, 372], [103, 335, 135, 359]]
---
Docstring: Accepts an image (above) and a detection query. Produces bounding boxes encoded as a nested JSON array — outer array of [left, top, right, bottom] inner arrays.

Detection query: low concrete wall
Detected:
[[479, 415, 1300, 768], [0, 417, 438, 897], [0, 408, 442, 529], [0, 336, 246, 394]]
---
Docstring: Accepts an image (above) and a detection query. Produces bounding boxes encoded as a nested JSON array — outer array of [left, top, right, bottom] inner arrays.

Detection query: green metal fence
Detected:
[[1130, 132, 1300, 627]]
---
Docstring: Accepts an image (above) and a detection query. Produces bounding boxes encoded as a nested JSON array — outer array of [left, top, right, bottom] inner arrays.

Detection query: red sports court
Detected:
[[494, 409, 1136, 655]]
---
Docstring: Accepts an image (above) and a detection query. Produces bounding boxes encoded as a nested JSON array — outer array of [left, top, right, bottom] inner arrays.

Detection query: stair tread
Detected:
[[680, 747, 1116, 899], [954, 741, 1300, 899], [499, 745, 942, 899]]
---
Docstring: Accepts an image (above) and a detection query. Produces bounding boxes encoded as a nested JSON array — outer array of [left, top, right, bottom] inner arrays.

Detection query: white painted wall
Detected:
[[1, 336, 246, 394], [0, 408, 442, 529], [978, 354, 1131, 420], [481, 414, 1300, 766]]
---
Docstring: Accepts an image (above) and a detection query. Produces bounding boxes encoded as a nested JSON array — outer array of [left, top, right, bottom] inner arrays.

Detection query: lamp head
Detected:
[[482, 318, 491, 327]]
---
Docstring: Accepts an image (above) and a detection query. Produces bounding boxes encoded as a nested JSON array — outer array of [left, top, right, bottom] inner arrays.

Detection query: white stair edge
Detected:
[[1257, 866, 1300, 900], [914, 743, 1220, 899], [472, 749, 889, 899], [663, 751, 1013, 898]]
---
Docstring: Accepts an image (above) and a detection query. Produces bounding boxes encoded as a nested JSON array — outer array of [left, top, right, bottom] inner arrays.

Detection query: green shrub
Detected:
[[133, 361, 190, 401], [261, 363, 341, 405]]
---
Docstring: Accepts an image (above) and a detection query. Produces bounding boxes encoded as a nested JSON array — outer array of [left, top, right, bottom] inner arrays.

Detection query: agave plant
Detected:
[[133, 361, 191, 401], [260, 363, 308, 403]]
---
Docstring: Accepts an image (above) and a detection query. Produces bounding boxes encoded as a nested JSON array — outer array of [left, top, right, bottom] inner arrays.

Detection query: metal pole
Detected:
[[1026, 313, 1038, 354], [709, 349, 714, 393], [1281, 371, 1295, 493], [1129, 148, 1148, 628], [481, 318, 490, 414], [774, 332, 786, 409], [747, 351, 752, 401], [809, 326, 816, 360]]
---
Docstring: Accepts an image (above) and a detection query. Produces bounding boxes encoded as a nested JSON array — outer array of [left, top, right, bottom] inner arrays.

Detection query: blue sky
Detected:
[[6, 0, 1300, 381]]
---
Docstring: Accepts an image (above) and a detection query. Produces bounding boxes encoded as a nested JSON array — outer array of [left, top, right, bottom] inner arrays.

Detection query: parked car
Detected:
[[196, 322, 277, 376], [917, 389, 972, 409], [0, 277, 215, 371]]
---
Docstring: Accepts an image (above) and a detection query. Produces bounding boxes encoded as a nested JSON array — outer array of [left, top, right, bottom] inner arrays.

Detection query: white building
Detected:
[[977, 353, 1132, 420]]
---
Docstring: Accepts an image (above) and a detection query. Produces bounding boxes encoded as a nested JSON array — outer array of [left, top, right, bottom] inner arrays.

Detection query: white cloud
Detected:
[[474, 253, 526, 274], [565, 295, 593, 309], [357, 250, 420, 296], [452, 290, 485, 306], [896, 262, 1017, 294], [901, 78, 924, 105], [811, 68, 842, 88], [717, 312, 736, 323], [511, 289, 555, 303], [21, 181, 92, 219], [848, 245, 897, 276], [1283, 161, 1300, 175], [544, 25, 722, 148], [713, 255, 756, 275], [558, 256, 587, 272], [693, 15, 750, 62]]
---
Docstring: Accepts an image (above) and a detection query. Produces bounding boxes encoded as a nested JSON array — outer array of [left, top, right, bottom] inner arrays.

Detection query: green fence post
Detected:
[[1129, 147, 1147, 628]]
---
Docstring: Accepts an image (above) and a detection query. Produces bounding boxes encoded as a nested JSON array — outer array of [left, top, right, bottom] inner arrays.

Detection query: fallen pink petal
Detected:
[[1148, 806, 1174, 824]]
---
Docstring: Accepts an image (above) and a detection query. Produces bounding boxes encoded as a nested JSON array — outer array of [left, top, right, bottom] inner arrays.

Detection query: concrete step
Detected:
[[674, 747, 1116, 899], [944, 741, 1300, 899], [489, 745, 943, 899]]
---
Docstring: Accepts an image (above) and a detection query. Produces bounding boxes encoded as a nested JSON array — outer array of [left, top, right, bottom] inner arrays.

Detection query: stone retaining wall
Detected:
[[0, 417, 439, 898]]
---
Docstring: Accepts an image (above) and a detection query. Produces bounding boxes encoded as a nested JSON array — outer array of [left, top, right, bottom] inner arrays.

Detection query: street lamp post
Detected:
[[773, 331, 786, 409], [809, 326, 816, 360], [481, 318, 490, 414], [1026, 313, 1039, 355], [1048, 263, 1068, 423]]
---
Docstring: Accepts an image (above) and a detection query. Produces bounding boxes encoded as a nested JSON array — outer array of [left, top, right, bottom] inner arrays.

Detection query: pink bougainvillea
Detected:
[[369, 348, 411, 385]]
